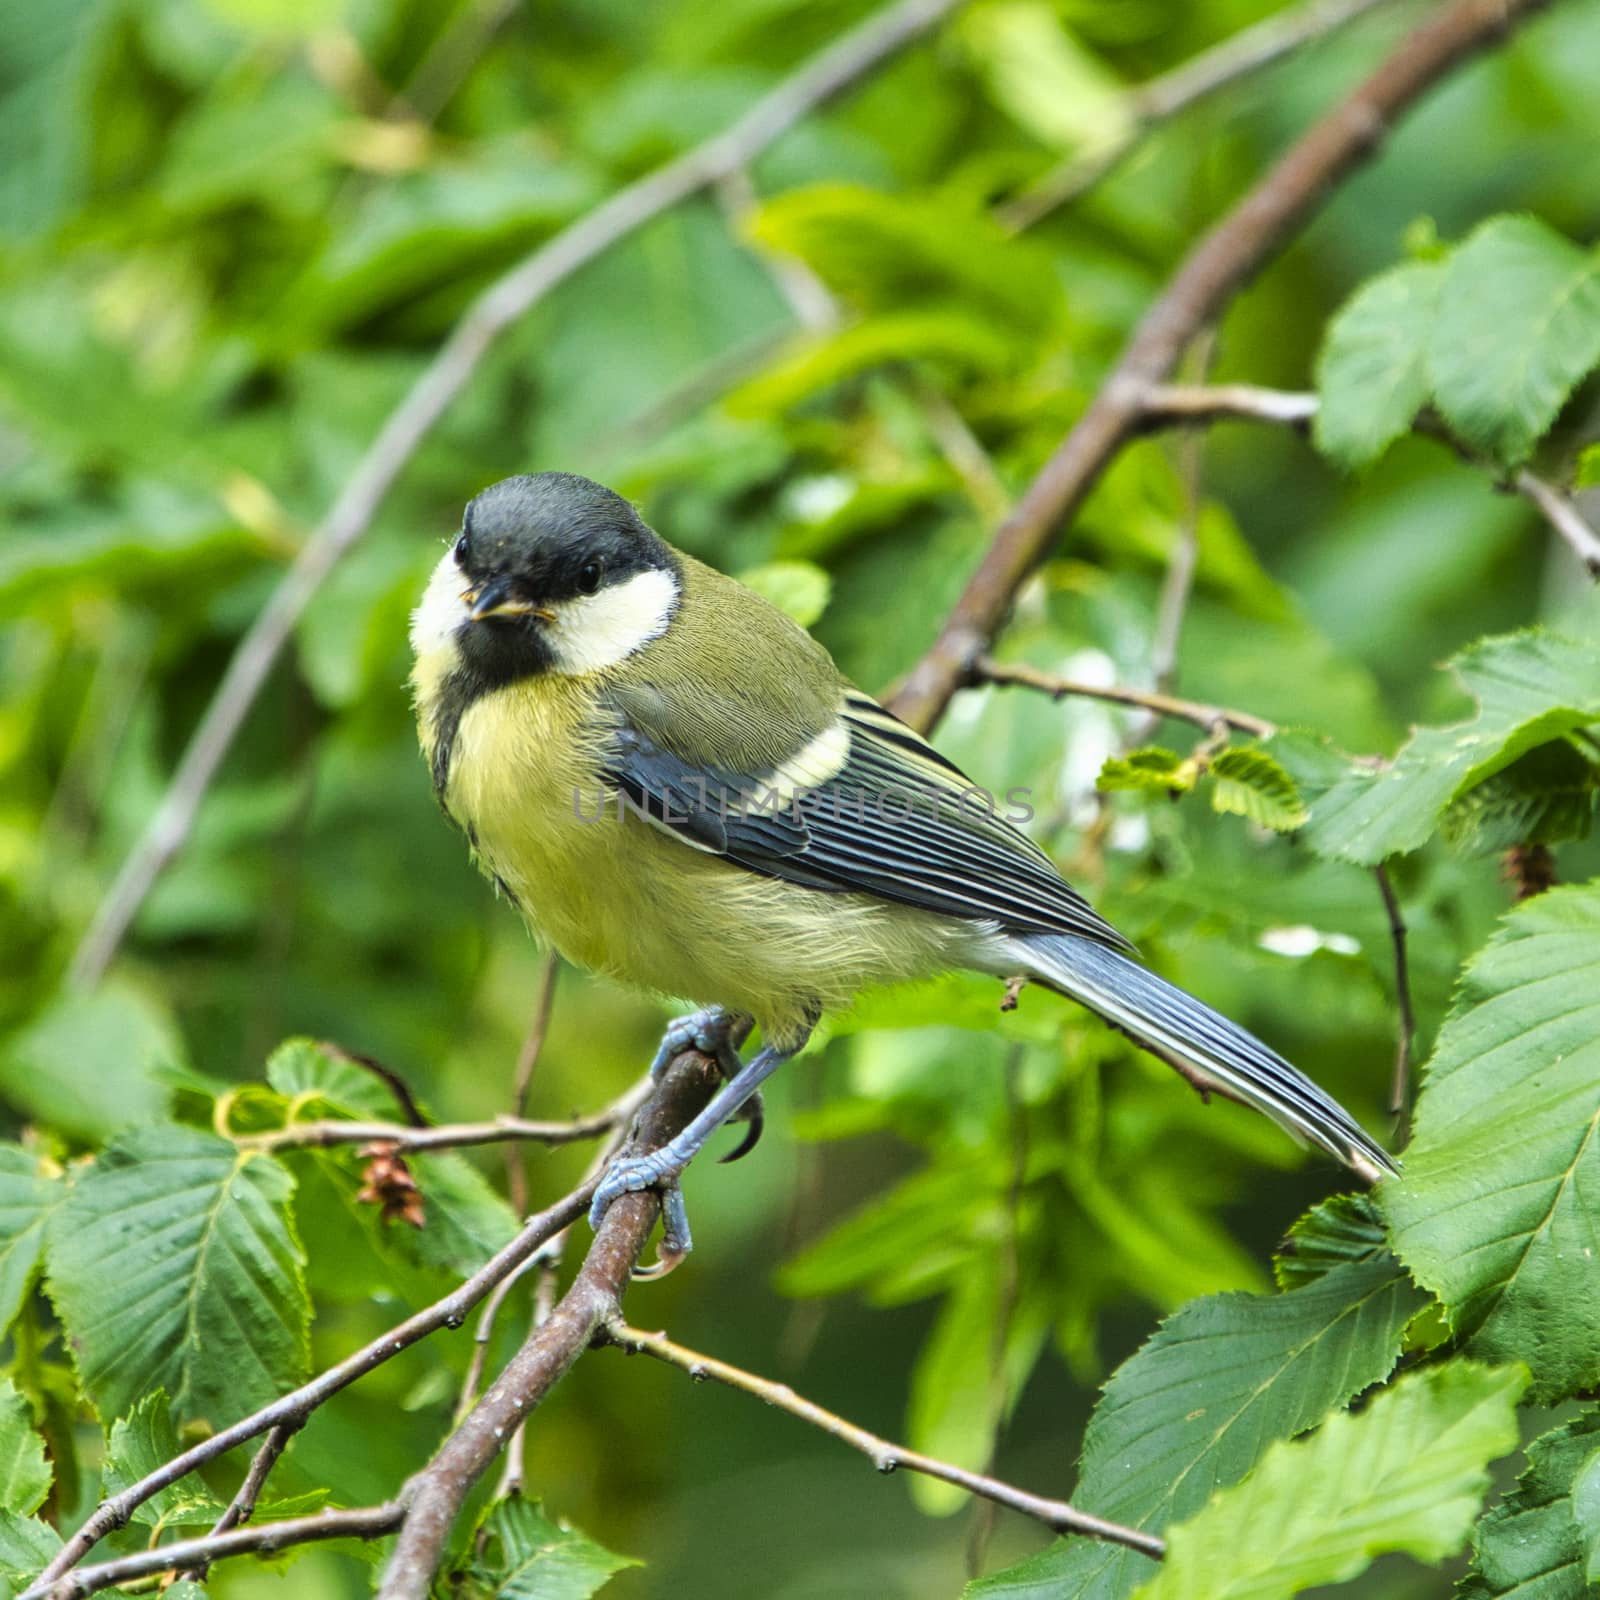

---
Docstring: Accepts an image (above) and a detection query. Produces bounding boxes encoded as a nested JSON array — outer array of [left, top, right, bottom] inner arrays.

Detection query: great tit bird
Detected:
[[411, 472, 1395, 1255]]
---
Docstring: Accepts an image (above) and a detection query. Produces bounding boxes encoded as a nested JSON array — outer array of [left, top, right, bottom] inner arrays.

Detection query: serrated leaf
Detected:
[[0, 1380, 48, 1517], [264, 1037, 406, 1121], [0, 1508, 60, 1581], [1273, 1194, 1388, 1291], [1097, 747, 1192, 795], [1459, 1410, 1600, 1599], [967, 1253, 1423, 1599], [0, 983, 177, 1142], [1207, 747, 1308, 832], [0, 1145, 63, 1340], [463, 1495, 638, 1599], [1576, 1446, 1600, 1587], [47, 1128, 310, 1427], [391, 1152, 519, 1276], [103, 1391, 227, 1530], [1383, 882, 1600, 1403], [1130, 1363, 1526, 1600], [1292, 628, 1600, 865], [1314, 261, 1443, 469], [1439, 739, 1598, 856], [1428, 216, 1600, 466]]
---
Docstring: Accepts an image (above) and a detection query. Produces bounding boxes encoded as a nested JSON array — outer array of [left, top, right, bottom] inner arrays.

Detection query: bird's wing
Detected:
[[599, 684, 1132, 950]]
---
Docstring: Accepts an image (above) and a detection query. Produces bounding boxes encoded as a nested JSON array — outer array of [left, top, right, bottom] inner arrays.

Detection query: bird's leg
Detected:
[[590, 1029, 806, 1260], [647, 1006, 750, 1081], [648, 1007, 764, 1163]]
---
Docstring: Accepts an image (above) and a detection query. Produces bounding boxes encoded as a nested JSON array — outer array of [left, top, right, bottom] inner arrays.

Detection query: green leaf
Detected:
[[1383, 881, 1600, 1403], [463, 1495, 638, 1599], [0, 1508, 61, 1582], [1576, 1446, 1600, 1588], [1273, 1194, 1389, 1291], [1438, 739, 1598, 856], [1576, 442, 1600, 491], [1096, 747, 1192, 795], [1459, 1410, 1600, 1599], [1290, 627, 1600, 865], [0, 1379, 48, 1516], [47, 1128, 310, 1427], [1207, 747, 1308, 832], [392, 1152, 519, 1276], [1130, 1362, 1526, 1600], [968, 1253, 1423, 1599], [0, 1145, 64, 1339], [959, 2, 1133, 155], [735, 560, 832, 627], [0, 984, 178, 1142], [264, 1037, 407, 1121], [747, 183, 1062, 331], [103, 1391, 227, 1531], [1314, 261, 1443, 469], [1428, 216, 1600, 466], [727, 311, 1021, 415]]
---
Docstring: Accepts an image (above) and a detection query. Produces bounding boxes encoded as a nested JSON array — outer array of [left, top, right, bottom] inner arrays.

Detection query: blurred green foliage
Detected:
[[2, 0, 1600, 1596]]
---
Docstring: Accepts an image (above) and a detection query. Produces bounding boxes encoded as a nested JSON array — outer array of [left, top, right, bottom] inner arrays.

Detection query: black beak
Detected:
[[466, 579, 551, 623]]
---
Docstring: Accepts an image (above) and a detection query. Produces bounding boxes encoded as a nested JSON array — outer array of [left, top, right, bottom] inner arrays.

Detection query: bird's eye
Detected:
[[453, 532, 469, 567], [577, 558, 603, 595]]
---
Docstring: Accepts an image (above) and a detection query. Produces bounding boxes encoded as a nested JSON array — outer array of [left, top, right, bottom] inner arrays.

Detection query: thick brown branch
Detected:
[[1139, 383, 1600, 576], [973, 655, 1276, 738], [38, 1504, 404, 1600], [997, 0, 1399, 232], [601, 1322, 1166, 1559], [27, 1183, 595, 1590], [889, 0, 1553, 734], [68, 0, 964, 990], [377, 1052, 723, 1600]]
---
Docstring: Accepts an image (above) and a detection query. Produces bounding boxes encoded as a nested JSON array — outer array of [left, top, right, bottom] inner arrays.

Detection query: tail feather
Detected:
[[1005, 932, 1398, 1182]]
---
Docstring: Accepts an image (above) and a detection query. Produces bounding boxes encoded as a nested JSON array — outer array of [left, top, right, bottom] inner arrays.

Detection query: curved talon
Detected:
[[719, 1094, 765, 1164]]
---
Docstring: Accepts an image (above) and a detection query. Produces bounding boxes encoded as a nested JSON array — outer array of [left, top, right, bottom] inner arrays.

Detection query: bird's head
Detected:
[[411, 473, 681, 683]]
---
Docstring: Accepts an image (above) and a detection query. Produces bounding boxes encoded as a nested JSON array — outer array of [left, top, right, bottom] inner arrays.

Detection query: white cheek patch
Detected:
[[410, 548, 468, 659], [545, 567, 679, 675]]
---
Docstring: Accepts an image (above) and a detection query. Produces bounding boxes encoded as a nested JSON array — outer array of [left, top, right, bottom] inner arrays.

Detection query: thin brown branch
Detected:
[[176, 1419, 299, 1583], [973, 654, 1277, 738], [600, 1321, 1165, 1559], [377, 1053, 723, 1600], [506, 955, 562, 1214], [889, 0, 1553, 735], [37, 1504, 404, 1600], [67, 0, 966, 990], [27, 1182, 596, 1591], [1374, 864, 1416, 1132], [243, 1111, 618, 1154], [1513, 467, 1600, 576], [1140, 383, 1600, 576], [997, 0, 1400, 232]]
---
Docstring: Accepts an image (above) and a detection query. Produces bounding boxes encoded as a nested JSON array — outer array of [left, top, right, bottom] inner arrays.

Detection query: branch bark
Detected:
[[68, 0, 964, 991], [973, 655, 1277, 738], [888, 0, 1554, 735], [40, 1505, 406, 1600], [996, 0, 1400, 232], [1139, 382, 1600, 576], [601, 1321, 1166, 1559], [377, 1053, 723, 1599], [27, 1182, 596, 1590]]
